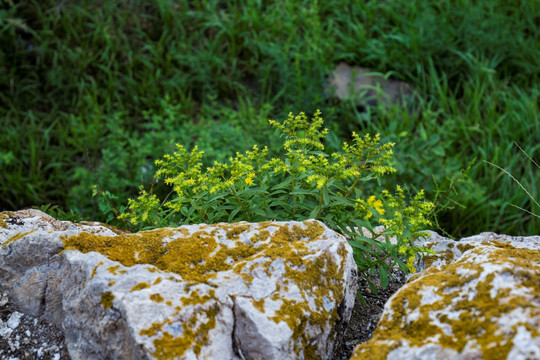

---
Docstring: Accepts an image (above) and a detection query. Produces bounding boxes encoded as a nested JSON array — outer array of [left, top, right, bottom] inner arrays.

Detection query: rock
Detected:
[[351, 231, 540, 360], [0, 210, 358, 360], [328, 62, 417, 111]]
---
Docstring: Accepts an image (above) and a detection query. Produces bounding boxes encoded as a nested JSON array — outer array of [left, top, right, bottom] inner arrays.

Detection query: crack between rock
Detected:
[[230, 295, 247, 360]]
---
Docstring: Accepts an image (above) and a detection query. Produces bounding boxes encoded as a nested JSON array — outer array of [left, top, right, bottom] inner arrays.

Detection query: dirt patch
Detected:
[[333, 268, 407, 360]]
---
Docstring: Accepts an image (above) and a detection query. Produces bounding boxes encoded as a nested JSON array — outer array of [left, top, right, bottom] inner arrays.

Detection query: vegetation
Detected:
[[1, 0, 538, 240], [115, 110, 434, 287], [112, 111, 433, 298]]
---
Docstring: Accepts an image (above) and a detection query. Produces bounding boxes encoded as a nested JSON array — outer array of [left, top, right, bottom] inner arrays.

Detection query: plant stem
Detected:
[[190, 199, 207, 223], [290, 170, 296, 218], [315, 189, 324, 220], [357, 252, 393, 273], [229, 185, 250, 221], [344, 175, 361, 200]]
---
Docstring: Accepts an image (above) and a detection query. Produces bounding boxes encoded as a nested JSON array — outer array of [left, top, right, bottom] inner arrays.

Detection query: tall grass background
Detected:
[[1, 0, 538, 237]]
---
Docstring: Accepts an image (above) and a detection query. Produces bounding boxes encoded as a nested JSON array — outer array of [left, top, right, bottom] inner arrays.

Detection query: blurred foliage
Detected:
[[1, 0, 538, 237]]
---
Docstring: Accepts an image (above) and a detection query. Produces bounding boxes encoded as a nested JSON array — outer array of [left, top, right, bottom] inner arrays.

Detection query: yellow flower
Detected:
[[366, 195, 385, 216], [244, 173, 255, 186], [356, 195, 385, 219], [316, 176, 327, 189], [406, 255, 417, 273]]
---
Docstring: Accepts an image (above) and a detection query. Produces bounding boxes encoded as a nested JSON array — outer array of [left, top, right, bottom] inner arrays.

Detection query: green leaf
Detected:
[[432, 145, 446, 157], [271, 178, 293, 190], [290, 189, 317, 196], [238, 188, 269, 197], [378, 264, 389, 289], [356, 292, 367, 307], [419, 125, 427, 141], [252, 207, 270, 218], [347, 240, 377, 255], [309, 206, 319, 219], [228, 207, 242, 222], [322, 188, 329, 205], [366, 277, 378, 296]]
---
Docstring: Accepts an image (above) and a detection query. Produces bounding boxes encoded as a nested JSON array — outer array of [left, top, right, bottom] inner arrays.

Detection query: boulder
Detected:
[[351, 231, 540, 360], [327, 62, 417, 111], [0, 210, 357, 360]]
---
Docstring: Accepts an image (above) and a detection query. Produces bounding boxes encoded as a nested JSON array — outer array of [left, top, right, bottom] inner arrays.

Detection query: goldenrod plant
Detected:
[[118, 111, 434, 296]]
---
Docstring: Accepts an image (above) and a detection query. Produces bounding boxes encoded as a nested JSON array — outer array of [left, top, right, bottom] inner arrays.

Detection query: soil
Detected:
[[332, 268, 407, 359]]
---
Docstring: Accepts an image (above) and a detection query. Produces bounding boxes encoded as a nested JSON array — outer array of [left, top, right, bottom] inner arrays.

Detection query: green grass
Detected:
[[1, 0, 538, 237]]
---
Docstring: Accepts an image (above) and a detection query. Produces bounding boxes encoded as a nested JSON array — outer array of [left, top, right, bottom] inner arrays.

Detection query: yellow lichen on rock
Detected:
[[150, 293, 164, 303], [62, 228, 176, 267], [101, 292, 115, 309], [131, 282, 151, 292], [352, 241, 540, 359], [62, 220, 348, 360], [91, 262, 104, 279], [1, 230, 36, 247], [252, 298, 265, 312], [0, 212, 12, 229], [152, 304, 219, 359]]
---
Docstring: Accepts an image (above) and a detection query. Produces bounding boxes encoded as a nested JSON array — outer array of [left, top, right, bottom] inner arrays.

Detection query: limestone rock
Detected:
[[0, 210, 357, 360], [351, 232, 540, 360], [328, 62, 417, 111]]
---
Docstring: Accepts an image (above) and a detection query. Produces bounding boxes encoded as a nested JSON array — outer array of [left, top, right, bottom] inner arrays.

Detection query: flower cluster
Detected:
[[355, 195, 385, 219], [379, 186, 434, 238], [118, 110, 435, 285]]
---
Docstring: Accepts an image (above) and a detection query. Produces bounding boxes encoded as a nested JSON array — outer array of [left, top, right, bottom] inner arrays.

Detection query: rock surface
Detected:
[[328, 62, 417, 110], [351, 231, 540, 360], [0, 210, 358, 360]]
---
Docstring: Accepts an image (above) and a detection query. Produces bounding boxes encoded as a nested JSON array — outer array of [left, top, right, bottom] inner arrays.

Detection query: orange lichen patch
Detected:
[[153, 277, 162, 285], [131, 282, 151, 292], [101, 292, 115, 309], [2, 230, 36, 247], [150, 293, 164, 303], [108, 281, 116, 286], [352, 244, 540, 360]]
